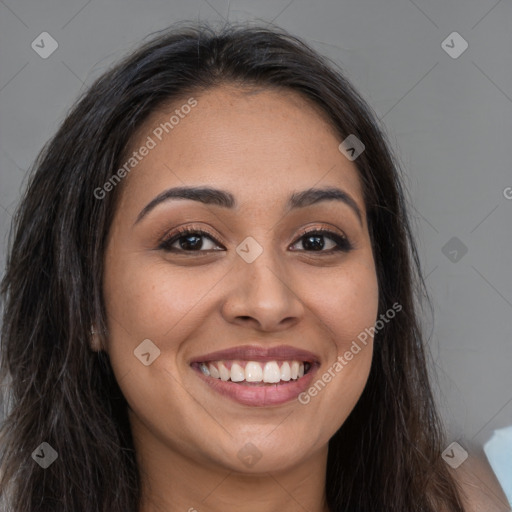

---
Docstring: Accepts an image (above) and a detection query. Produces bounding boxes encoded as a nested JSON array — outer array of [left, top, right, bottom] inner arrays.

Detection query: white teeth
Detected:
[[263, 361, 281, 383], [245, 362, 263, 382], [290, 361, 299, 379], [230, 363, 245, 382], [218, 362, 230, 381], [199, 360, 309, 383], [208, 363, 219, 379], [280, 362, 291, 381]]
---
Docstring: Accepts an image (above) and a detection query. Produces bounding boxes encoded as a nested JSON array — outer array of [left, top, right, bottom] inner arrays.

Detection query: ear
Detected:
[[89, 326, 104, 352]]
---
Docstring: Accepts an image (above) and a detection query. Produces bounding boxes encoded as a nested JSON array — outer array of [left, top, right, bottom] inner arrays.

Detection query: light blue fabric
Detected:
[[483, 425, 512, 507]]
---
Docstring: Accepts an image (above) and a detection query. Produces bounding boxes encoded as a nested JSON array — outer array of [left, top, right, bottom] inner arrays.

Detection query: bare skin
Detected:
[[98, 84, 381, 512]]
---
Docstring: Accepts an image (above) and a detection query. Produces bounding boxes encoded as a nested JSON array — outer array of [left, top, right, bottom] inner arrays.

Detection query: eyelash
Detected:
[[158, 225, 353, 254]]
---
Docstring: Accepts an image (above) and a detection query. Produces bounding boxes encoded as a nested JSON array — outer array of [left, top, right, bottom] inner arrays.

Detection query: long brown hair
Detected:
[[0, 20, 464, 511]]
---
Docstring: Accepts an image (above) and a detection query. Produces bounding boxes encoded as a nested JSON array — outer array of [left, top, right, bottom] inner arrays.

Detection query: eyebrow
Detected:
[[134, 185, 363, 226]]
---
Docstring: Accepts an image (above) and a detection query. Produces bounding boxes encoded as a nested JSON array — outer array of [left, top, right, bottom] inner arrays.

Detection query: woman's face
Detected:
[[102, 85, 379, 474]]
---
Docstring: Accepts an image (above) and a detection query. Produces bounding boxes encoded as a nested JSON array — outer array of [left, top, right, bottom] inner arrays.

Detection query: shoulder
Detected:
[[447, 451, 511, 512]]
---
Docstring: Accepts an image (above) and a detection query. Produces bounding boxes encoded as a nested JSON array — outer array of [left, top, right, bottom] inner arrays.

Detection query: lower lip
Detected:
[[191, 364, 318, 407]]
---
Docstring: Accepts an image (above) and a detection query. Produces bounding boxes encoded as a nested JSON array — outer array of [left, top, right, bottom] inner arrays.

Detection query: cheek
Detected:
[[302, 258, 379, 347], [104, 255, 212, 339], [296, 259, 378, 425], [102, 252, 233, 384], [336, 265, 379, 347], [325, 260, 379, 387], [101, 256, 212, 422]]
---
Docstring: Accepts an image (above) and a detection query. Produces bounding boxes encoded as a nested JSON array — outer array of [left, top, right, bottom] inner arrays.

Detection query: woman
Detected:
[[0, 20, 492, 511]]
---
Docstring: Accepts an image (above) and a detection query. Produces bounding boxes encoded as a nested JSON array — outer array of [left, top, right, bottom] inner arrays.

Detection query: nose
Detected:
[[221, 247, 305, 332]]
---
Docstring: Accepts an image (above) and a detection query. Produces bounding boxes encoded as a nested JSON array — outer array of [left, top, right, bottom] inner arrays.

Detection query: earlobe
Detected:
[[89, 325, 106, 352]]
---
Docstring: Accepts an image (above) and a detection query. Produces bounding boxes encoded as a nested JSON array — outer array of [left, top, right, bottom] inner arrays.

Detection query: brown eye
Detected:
[[290, 228, 353, 253], [159, 228, 224, 253]]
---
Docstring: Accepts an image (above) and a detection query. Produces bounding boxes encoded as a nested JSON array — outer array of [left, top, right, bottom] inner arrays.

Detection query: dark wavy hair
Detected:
[[0, 20, 464, 511]]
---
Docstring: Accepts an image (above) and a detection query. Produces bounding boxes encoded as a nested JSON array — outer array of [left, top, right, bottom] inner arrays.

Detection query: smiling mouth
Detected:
[[191, 359, 313, 385]]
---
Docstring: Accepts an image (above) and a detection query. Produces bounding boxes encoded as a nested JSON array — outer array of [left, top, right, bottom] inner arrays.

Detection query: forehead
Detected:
[[118, 85, 365, 217]]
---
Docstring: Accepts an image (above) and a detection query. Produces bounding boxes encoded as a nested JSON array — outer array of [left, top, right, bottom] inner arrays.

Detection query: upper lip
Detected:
[[190, 344, 320, 364]]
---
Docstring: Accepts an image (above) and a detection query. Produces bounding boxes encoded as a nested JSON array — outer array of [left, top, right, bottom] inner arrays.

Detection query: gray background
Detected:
[[0, 0, 511, 481]]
